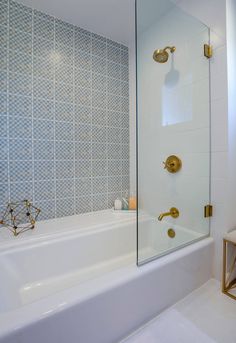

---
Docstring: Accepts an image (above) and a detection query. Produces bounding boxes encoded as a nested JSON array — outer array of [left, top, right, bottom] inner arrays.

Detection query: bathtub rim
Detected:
[[0, 209, 138, 251]]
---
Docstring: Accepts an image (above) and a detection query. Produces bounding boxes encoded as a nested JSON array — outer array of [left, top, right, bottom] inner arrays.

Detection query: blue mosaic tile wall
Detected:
[[0, 0, 129, 220]]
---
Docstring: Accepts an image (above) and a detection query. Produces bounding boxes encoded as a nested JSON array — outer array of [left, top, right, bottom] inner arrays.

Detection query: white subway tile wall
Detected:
[[0, 0, 129, 220]]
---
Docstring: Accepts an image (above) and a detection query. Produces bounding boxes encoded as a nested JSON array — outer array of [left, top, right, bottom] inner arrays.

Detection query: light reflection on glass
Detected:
[[162, 69, 193, 126]]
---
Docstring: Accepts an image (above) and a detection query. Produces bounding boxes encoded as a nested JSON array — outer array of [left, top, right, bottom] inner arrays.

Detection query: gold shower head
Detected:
[[153, 46, 176, 63]]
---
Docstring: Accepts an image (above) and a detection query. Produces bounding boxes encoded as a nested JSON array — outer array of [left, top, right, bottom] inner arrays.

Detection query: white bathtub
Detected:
[[0, 210, 213, 343]]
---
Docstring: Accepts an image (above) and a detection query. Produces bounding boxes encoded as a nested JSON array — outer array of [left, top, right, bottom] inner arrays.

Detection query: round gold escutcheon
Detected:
[[168, 228, 176, 238], [163, 155, 182, 173]]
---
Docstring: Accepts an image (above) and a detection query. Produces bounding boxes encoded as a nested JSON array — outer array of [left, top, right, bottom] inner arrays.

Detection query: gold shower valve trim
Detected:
[[163, 155, 182, 173]]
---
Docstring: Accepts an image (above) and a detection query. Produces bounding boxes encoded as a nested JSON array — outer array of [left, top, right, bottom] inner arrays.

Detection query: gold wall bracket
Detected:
[[204, 44, 213, 58], [163, 155, 182, 173], [204, 204, 213, 218]]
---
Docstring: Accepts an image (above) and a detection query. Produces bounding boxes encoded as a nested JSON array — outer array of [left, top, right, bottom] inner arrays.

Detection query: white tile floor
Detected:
[[121, 279, 236, 343]]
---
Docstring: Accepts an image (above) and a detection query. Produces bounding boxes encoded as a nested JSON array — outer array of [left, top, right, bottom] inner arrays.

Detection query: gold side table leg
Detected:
[[222, 239, 236, 300], [222, 239, 227, 293]]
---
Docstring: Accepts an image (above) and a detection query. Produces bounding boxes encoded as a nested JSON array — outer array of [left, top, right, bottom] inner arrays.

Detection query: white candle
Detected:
[[114, 199, 122, 210]]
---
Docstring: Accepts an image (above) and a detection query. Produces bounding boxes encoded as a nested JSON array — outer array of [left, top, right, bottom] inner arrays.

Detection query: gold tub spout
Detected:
[[158, 207, 179, 221]]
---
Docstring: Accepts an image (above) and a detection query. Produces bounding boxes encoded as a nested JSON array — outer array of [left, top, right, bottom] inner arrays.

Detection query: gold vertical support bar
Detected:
[[222, 239, 227, 293]]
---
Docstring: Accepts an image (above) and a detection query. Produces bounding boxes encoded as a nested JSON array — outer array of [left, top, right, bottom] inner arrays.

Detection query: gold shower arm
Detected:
[[163, 46, 176, 53]]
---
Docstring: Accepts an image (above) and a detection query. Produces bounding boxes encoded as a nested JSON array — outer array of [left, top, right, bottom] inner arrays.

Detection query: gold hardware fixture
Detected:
[[163, 155, 182, 173], [204, 44, 213, 58], [158, 207, 179, 221], [168, 228, 176, 238], [204, 204, 213, 218], [153, 46, 176, 63]]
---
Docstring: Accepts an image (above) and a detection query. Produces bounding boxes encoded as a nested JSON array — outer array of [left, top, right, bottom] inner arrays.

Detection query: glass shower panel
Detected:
[[136, 0, 211, 265]]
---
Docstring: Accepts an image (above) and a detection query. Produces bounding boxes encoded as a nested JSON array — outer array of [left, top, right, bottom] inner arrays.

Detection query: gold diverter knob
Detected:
[[163, 155, 182, 173], [158, 207, 179, 221]]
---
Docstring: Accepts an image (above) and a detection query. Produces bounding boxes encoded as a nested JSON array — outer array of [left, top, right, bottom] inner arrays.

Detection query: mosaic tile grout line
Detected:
[[52, 9, 56, 218], [72, 21, 76, 215], [105, 37, 109, 210], [89, 28, 93, 212], [6, 0, 10, 203], [31, 1, 35, 208]]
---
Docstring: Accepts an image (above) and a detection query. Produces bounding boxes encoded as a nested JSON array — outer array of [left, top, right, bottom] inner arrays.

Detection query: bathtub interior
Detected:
[[0, 211, 210, 313], [0, 217, 137, 313]]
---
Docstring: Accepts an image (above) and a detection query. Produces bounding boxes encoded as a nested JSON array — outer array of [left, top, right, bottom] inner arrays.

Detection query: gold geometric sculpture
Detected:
[[0, 200, 40, 237]]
